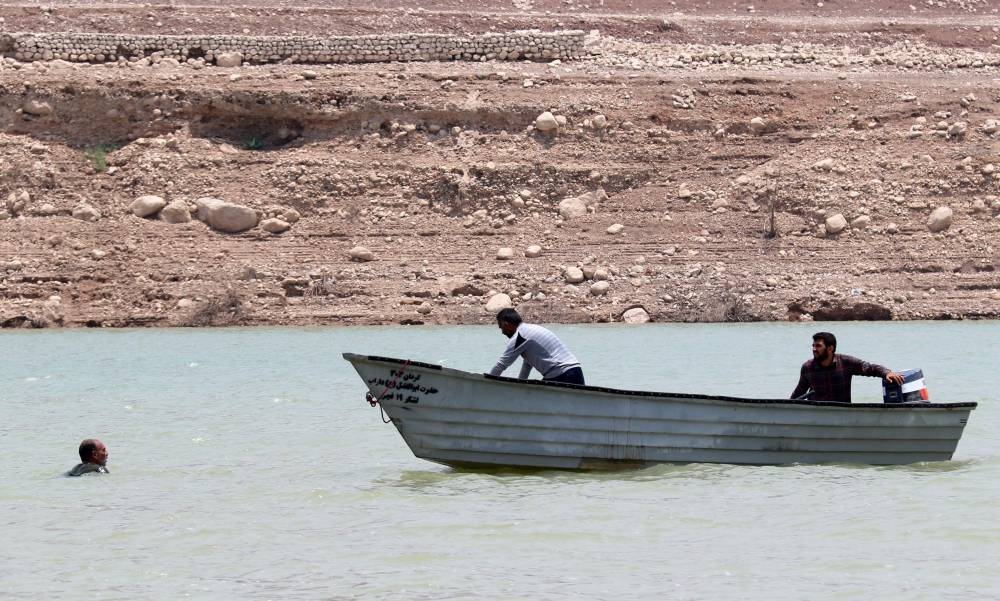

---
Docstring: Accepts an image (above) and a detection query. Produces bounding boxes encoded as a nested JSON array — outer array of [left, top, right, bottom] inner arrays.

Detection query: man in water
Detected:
[[791, 332, 904, 402], [489, 308, 585, 385], [67, 438, 110, 477]]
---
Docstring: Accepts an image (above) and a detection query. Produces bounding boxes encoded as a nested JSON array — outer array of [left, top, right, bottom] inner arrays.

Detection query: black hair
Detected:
[[496, 308, 522, 326], [812, 331, 837, 352], [78, 439, 99, 462]]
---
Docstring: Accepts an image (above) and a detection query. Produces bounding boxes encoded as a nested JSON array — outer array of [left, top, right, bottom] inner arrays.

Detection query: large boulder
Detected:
[[927, 206, 953, 233], [622, 307, 650, 324], [260, 218, 291, 234], [281, 207, 301, 223], [485, 293, 512, 313], [71, 203, 101, 222], [558, 188, 607, 220], [215, 52, 243, 68], [558, 196, 588, 220], [534, 111, 559, 132], [22, 99, 53, 116], [195, 197, 258, 233], [160, 200, 192, 224], [5, 189, 29, 215], [590, 281, 611, 296], [563, 266, 585, 283], [349, 246, 374, 261], [850, 215, 871, 230], [130, 195, 166, 218], [825, 213, 848, 235]]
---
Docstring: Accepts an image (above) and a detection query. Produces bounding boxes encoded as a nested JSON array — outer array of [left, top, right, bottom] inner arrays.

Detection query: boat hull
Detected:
[[344, 353, 976, 469]]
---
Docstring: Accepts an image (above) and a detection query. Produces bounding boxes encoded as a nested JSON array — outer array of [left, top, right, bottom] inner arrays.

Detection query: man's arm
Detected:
[[790, 365, 810, 399], [489, 335, 526, 376], [518, 360, 533, 379], [843, 355, 905, 385]]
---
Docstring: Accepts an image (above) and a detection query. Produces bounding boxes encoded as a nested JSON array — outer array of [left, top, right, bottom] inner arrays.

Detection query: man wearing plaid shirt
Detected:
[[791, 332, 904, 402]]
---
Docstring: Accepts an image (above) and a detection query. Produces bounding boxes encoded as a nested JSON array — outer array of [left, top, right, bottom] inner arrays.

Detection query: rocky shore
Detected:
[[1, 1, 998, 328]]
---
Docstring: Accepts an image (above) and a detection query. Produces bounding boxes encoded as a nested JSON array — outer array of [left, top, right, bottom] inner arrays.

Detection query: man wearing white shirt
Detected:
[[489, 308, 585, 385]]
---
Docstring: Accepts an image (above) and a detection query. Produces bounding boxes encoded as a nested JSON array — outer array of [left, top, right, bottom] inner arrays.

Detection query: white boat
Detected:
[[344, 353, 976, 470]]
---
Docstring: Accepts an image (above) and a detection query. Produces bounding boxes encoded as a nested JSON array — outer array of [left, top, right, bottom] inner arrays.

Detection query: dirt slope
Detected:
[[1, 1, 999, 328]]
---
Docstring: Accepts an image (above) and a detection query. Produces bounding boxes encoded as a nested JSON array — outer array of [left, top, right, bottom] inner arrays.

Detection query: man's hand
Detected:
[[885, 371, 905, 385]]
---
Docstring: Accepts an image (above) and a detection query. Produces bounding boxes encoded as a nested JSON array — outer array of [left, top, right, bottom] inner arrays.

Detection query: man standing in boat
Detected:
[[791, 332, 904, 402], [489, 308, 586, 385]]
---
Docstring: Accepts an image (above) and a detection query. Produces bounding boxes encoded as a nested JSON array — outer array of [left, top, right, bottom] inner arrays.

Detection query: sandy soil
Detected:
[[1, 1, 999, 328]]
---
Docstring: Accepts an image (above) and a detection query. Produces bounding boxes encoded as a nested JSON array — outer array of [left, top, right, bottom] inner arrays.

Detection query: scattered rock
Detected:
[[534, 111, 559, 132], [36, 203, 58, 216], [496, 247, 514, 260], [451, 283, 486, 296], [416, 302, 433, 315], [160, 200, 192, 224], [260, 218, 291, 234], [927, 206, 953, 233], [812, 158, 835, 171], [590, 281, 611, 296], [71, 203, 101, 222], [558, 196, 588, 219], [22, 99, 53, 116], [622, 307, 650, 323], [130, 195, 166, 218], [5, 189, 29, 215], [215, 52, 243, 67], [850, 215, 871, 230], [485, 293, 512, 312], [825, 213, 848, 234], [558, 188, 606, 220], [606, 223, 624, 235], [281, 207, 301, 223], [194, 197, 259, 233], [524, 245, 543, 258], [564, 266, 585, 283], [349, 246, 375, 261]]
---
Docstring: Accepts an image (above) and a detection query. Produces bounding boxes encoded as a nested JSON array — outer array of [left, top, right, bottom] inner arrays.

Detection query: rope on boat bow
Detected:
[[365, 360, 411, 424]]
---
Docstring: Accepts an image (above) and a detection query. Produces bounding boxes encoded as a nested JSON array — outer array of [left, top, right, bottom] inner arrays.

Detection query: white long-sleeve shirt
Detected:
[[489, 323, 580, 380]]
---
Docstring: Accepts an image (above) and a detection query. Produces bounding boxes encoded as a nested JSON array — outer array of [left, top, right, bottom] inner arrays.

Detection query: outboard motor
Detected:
[[883, 368, 929, 403]]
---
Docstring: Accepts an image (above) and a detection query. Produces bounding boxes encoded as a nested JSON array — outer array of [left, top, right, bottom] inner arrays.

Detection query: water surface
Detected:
[[2, 322, 997, 600]]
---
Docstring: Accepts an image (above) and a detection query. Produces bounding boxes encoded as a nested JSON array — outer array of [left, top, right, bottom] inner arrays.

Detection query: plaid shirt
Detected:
[[790, 354, 891, 403]]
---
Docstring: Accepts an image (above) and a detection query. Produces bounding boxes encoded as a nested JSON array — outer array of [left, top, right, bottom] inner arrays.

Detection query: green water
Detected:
[[2, 322, 997, 600]]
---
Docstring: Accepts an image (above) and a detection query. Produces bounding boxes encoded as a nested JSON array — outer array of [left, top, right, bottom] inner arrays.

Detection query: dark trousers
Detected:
[[546, 366, 585, 385]]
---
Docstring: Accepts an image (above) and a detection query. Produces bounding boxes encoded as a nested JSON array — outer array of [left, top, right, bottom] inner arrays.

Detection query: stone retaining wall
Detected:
[[0, 30, 585, 64]]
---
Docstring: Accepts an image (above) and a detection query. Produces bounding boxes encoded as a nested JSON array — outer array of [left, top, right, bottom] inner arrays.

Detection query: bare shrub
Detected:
[[235, 265, 260, 281], [305, 276, 336, 297], [1, 159, 28, 194], [178, 289, 246, 327], [340, 199, 364, 222], [694, 291, 760, 323]]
